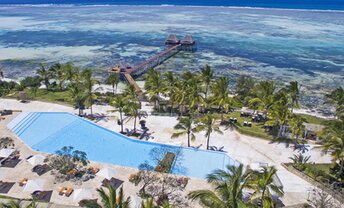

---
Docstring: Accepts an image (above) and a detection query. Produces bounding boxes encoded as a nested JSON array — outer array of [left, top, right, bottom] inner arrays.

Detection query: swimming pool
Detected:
[[7, 112, 238, 178]]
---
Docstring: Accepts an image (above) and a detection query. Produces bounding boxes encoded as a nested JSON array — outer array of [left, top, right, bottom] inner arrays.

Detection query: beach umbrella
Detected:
[[0, 148, 15, 158], [23, 179, 46, 192], [96, 167, 116, 180], [27, 154, 46, 166], [129, 195, 142, 208], [0, 170, 7, 180], [73, 188, 93, 202]]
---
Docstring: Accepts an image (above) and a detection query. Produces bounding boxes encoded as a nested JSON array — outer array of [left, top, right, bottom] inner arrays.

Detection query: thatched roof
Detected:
[[181, 35, 195, 45], [165, 34, 180, 44]]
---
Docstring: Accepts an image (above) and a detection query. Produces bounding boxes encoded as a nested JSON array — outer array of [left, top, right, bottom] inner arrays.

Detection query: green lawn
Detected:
[[8, 89, 73, 105], [299, 113, 328, 125], [225, 111, 275, 140], [225, 111, 327, 140], [312, 163, 332, 174], [296, 163, 339, 184]]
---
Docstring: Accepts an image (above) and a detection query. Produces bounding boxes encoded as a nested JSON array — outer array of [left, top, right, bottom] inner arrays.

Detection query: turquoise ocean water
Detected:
[[0, 3, 343, 113]]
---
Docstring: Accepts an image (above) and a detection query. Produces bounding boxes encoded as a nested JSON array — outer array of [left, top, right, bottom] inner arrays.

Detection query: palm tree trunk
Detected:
[[134, 115, 137, 132], [187, 133, 190, 147], [261, 188, 266, 208], [205, 85, 208, 100], [112, 84, 115, 95], [170, 100, 174, 116], [120, 110, 123, 133], [206, 135, 210, 150], [90, 97, 93, 116]]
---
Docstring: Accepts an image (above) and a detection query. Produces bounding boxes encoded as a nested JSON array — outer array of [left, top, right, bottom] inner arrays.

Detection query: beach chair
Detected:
[[65, 188, 74, 197], [19, 178, 28, 186], [177, 177, 189, 188], [58, 186, 67, 196]]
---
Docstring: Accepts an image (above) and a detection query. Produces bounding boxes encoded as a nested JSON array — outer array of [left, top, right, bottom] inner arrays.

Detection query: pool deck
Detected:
[[0, 112, 209, 207], [0, 98, 333, 206]]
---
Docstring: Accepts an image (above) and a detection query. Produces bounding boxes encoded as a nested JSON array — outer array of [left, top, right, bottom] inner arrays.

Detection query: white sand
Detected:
[[0, 98, 333, 206]]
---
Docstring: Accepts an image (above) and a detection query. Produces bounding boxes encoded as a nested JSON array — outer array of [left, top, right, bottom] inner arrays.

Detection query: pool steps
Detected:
[[8, 112, 41, 136]]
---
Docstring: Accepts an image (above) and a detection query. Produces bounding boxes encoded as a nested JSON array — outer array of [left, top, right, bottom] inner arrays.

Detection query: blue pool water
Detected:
[[7, 112, 238, 178]]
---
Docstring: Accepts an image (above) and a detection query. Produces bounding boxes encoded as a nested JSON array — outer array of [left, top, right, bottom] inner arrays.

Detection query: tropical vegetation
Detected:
[[189, 164, 284, 208]]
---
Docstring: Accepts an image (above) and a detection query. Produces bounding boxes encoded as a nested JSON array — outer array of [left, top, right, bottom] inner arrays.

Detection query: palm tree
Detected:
[[286, 81, 300, 112], [163, 71, 179, 115], [1, 200, 38, 208], [235, 75, 255, 104], [48, 63, 64, 90], [325, 87, 344, 119], [249, 81, 276, 111], [1, 200, 20, 208], [211, 76, 232, 122], [141, 198, 174, 208], [125, 100, 140, 132], [289, 115, 306, 142], [82, 69, 98, 116], [36, 64, 51, 90], [188, 164, 251, 208], [268, 90, 291, 138], [174, 82, 188, 117], [200, 64, 214, 100], [185, 76, 204, 112], [124, 84, 139, 102], [69, 81, 86, 115], [195, 114, 223, 150], [111, 96, 126, 133], [289, 153, 311, 165], [144, 69, 165, 110], [85, 185, 130, 208], [319, 119, 344, 178], [0, 67, 4, 80], [171, 116, 196, 147], [27, 201, 38, 208], [249, 167, 284, 208], [106, 73, 120, 95], [61, 63, 80, 82]]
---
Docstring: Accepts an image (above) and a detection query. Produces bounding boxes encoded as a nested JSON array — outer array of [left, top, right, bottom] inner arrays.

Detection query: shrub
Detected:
[[0, 80, 18, 97], [155, 152, 176, 173], [20, 76, 42, 88]]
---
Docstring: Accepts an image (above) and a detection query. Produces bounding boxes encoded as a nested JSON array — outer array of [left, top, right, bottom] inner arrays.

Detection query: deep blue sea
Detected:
[[1, 0, 344, 10]]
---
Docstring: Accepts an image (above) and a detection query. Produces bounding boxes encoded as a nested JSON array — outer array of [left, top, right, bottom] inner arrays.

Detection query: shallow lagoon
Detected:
[[0, 5, 343, 111]]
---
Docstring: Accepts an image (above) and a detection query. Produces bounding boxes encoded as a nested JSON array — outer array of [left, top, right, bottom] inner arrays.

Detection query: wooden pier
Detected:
[[109, 34, 197, 97]]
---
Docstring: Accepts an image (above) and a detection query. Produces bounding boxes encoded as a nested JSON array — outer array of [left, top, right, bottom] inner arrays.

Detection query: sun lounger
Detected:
[[32, 190, 53, 202], [19, 178, 28, 186], [33, 164, 51, 176], [209, 146, 216, 151], [177, 177, 189, 188], [58, 186, 67, 195], [0, 181, 15, 194], [102, 178, 124, 190], [65, 188, 74, 197], [87, 167, 100, 174]]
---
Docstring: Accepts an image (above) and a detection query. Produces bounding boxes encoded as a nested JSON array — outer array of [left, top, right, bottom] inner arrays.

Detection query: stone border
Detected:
[[282, 163, 344, 204]]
